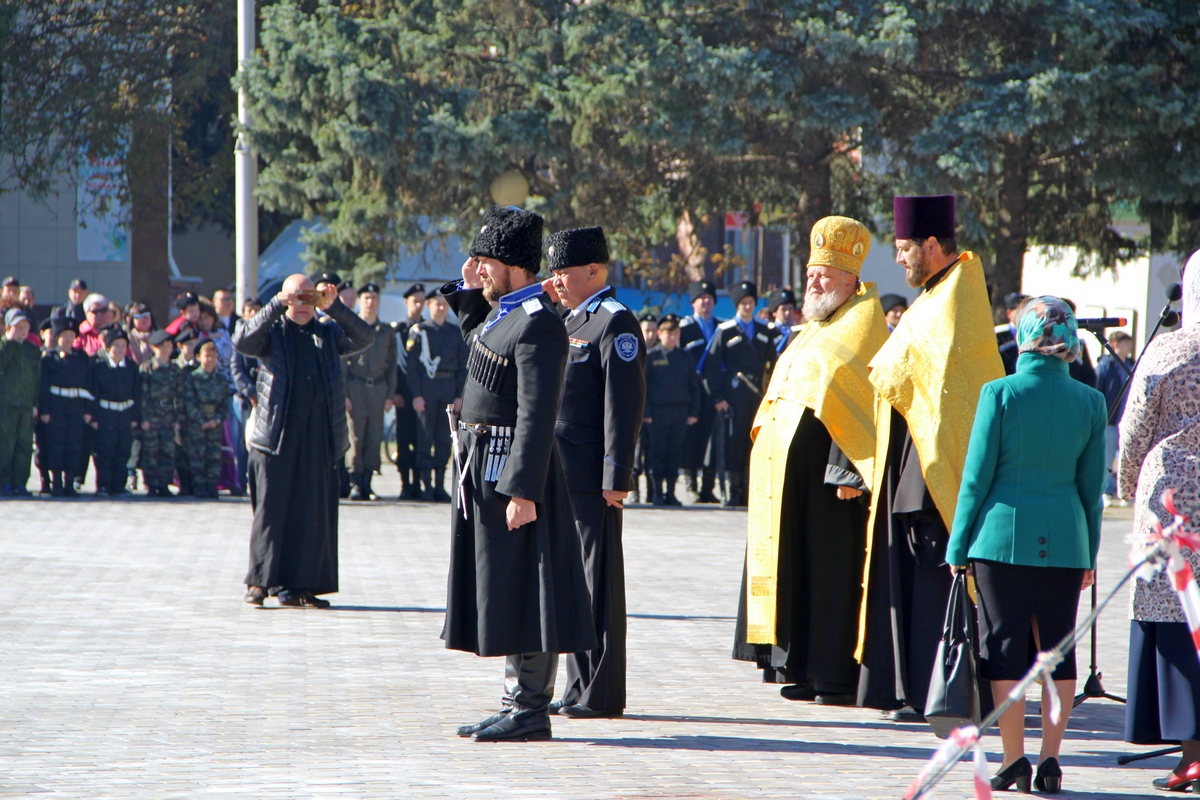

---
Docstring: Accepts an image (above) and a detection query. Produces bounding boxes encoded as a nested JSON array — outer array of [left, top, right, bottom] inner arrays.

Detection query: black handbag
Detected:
[[924, 572, 981, 738]]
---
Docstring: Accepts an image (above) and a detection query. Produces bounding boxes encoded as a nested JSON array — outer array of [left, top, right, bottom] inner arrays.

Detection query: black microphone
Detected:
[[1168, 282, 1183, 302], [1076, 316, 1128, 331]]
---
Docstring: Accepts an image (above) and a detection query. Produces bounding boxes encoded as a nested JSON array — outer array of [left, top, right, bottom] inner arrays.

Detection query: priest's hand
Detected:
[[836, 486, 863, 500], [1081, 569, 1095, 590], [506, 497, 537, 530], [461, 257, 484, 290], [602, 490, 627, 508]]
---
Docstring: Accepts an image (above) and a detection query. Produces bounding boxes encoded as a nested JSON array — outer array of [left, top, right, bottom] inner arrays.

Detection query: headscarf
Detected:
[[1016, 295, 1081, 362], [1183, 249, 1200, 328]]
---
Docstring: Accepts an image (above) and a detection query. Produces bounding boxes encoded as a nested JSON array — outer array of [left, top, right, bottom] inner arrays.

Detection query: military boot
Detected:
[[432, 469, 451, 502], [50, 471, 64, 497], [722, 472, 743, 507], [363, 471, 375, 500], [421, 470, 436, 502], [62, 473, 78, 497], [349, 471, 367, 501]]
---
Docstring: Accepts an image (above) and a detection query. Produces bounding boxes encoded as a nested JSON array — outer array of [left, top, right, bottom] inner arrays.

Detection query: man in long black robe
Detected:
[[235, 273, 374, 608]]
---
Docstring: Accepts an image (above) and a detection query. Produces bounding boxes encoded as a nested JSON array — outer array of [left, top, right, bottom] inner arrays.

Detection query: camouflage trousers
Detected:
[[186, 425, 223, 486], [140, 420, 176, 489]]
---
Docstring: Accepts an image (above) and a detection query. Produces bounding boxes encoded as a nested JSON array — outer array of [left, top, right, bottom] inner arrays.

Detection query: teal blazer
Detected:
[[946, 352, 1107, 569]]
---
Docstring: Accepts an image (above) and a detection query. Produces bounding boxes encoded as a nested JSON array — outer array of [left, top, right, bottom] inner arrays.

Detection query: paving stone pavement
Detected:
[[0, 471, 1171, 799]]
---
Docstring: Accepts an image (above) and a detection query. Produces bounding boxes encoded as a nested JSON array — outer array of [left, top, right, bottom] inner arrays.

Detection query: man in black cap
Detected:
[[880, 293, 908, 332], [89, 326, 141, 497], [37, 313, 91, 496], [237, 272, 374, 607], [442, 206, 596, 743], [337, 280, 358, 311], [541, 225, 646, 720], [702, 281, 782, 506], [61, 279, 90, 325], [405, 287, 468, 501], [679, 279, 723, 502], [632, 312, 658, 501], [766, 288, 798, 353], [343, 283, 397, 501], [392, 282, 427, 499], [643, 313, 700, 505]]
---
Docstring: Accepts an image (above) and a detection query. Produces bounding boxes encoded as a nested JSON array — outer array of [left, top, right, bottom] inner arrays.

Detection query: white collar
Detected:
[[104, 351, 127, 368], [569, 287, 610, 317]]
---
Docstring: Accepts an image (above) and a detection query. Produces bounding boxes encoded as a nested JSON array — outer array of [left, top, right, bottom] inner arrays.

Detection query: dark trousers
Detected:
[[42, 409, 86, 474], [140, 419, 177, 489], [561, 491, 627, 712], [0, 405, 33, 490], [502, 652, 559, 720], [681, 401, 717, 491], [415, 377, 455, 473], [347, 378, 389, 475], [94, 409, 134, 493], [648, 412, 688, 495], [394, 403, 418, 486]]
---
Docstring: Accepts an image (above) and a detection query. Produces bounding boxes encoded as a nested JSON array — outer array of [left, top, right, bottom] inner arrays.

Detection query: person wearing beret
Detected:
[[946, 297, 1104, 793], [392, 283, 427, 499], [87, 326, 141, 497], [37, 314, 91, 496], [342, 282, 398, 501], [856, 194, 1005, 722], [541, 226, 647, 719], [0, 308, 42, 496], [702, 281, 783, 506], [441, 206, 596, 743], [767, 288, 798, 354], [879, 293, 909, 332], [164, 292, 201, 337], [679, 279, 724, 503]]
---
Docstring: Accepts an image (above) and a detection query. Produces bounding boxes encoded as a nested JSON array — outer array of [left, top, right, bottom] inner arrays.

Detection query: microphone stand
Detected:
[[1079, 300, 1183, 766]]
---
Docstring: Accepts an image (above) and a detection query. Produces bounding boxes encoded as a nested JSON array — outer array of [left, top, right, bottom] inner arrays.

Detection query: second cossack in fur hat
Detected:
[[546, 226, 609, 272]]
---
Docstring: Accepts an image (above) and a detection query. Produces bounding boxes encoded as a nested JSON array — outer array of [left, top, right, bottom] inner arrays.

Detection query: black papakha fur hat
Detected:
[[546, 226, 609, 272], [469, 206, 545, 274]]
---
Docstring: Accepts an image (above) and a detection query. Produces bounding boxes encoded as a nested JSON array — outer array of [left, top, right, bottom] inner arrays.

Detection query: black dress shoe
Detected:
[[277, 590, 331, 608], [243, 586, 266, 606], [560, 704, 623, 719], [472, 713, 551, 742], [548, 700, 573, 715], [780, 684, 816, 701], [695, 491, 719, 504], [814, 692, 857, 706], [888, 706, 926, 723], [457, 710, 509, 737], [991, 756, 1032, 792], [1035, 757, 1062, 794]]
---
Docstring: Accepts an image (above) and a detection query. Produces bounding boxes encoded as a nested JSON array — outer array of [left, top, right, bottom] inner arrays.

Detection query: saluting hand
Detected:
[[461, 257, 484, 290], [540, 278, 561, 305], [506, 497, 537, 530]]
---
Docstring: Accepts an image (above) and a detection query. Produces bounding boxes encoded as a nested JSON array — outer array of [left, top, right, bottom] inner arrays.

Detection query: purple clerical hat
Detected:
[[894, 194, 956, 241]]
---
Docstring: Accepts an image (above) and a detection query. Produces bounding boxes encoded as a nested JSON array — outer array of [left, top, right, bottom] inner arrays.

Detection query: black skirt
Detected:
[[972, 560, 1085, 682], [1126, 620, 1200, 744]]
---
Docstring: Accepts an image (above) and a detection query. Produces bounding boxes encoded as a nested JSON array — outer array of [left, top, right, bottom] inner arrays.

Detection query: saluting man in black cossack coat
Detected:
[[442, 206, 596, 743], [541, 226, 647, 720]]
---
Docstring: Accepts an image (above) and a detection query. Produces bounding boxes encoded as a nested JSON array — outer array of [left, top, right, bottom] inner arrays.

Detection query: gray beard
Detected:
[[802, 290, 848, 322]]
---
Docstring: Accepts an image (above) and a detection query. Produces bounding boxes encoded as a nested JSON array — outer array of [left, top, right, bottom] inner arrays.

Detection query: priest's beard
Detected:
[[802, 285, 853, 322], [482, 269, 512, 303], [904, 246, 935, 288]]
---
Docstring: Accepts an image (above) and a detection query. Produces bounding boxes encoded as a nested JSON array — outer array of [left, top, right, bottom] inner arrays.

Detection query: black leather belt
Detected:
[[350, 375, 387, 387]]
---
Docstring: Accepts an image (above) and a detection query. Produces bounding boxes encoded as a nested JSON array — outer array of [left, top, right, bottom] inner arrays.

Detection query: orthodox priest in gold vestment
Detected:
[[732, 216, 889, 702], [855, 195, 1004, 721]]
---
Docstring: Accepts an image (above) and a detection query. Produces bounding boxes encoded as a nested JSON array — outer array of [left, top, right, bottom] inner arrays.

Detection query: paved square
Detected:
[[0, 473, 1167, 798]]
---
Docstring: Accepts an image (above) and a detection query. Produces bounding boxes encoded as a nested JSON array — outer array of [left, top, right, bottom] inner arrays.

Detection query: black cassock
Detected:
[[855, 408, 956, 713], [732, 412, 867, 694], [440, 283, 596, 658]]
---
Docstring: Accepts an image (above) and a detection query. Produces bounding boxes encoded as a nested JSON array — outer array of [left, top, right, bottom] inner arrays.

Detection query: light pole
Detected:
[[234, 0, 258, 308]]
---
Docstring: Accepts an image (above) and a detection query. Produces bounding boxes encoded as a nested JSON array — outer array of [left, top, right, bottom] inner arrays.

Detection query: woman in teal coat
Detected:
[[947, 296, 1107, 794]]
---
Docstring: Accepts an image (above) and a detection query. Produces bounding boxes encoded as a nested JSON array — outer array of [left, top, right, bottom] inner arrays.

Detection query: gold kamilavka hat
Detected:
[[807, 216, 871, 277]]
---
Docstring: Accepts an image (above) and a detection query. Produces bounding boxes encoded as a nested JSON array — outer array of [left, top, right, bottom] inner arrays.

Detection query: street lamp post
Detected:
[[234, 0, 258, 308]]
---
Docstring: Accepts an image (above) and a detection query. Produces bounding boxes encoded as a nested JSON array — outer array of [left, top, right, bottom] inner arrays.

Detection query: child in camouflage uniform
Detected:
[[0, 308, 43, 496], [183, 339, 229, 498], [139, 330, 181, 497], [173, 328, 200, 494]]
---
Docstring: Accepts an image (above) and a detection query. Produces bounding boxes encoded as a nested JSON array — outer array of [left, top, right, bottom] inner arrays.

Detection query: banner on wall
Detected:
[[77, 146, 129, 262]]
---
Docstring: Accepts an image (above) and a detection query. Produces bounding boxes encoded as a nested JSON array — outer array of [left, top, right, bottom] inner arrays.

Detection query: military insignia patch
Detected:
[[614, 333, 639, 362]]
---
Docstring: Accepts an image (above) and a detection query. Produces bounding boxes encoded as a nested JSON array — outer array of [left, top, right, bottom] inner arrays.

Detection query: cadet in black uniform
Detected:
[[644, 314, 701, 505], [344, 283, 398, 501], [38, 315, 92, 496], [90, 327, 141, 497], [539, 226, 646, 719], [406, 291, 469, 501], [392, 283, 425, 499], [678, 279, 722, 502], [443, 206, 596, 744], [631, 313, 658, 502], [766, 288, 798, 354], [702, 281, 782, 507]]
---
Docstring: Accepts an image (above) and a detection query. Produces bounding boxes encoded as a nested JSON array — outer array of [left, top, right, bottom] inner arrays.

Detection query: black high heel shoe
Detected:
[[1035, 757, 1062, 794], [992, 757, 1033, 793]]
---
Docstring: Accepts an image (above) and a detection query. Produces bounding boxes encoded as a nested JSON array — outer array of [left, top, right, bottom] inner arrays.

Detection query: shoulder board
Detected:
[[684, 339, 704, 350], [756, 332, 770, 343], [718, 319, 739, 330], [679, 317, 696, 327], [600, 298, 626, 314], [522, 297, 544, 315], [994, 324, 1009, 334]]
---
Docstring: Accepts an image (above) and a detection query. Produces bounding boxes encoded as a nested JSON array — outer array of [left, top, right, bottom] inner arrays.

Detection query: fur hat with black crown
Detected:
[[470, 206, 545, 275], [546, 226, 609, 272]]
